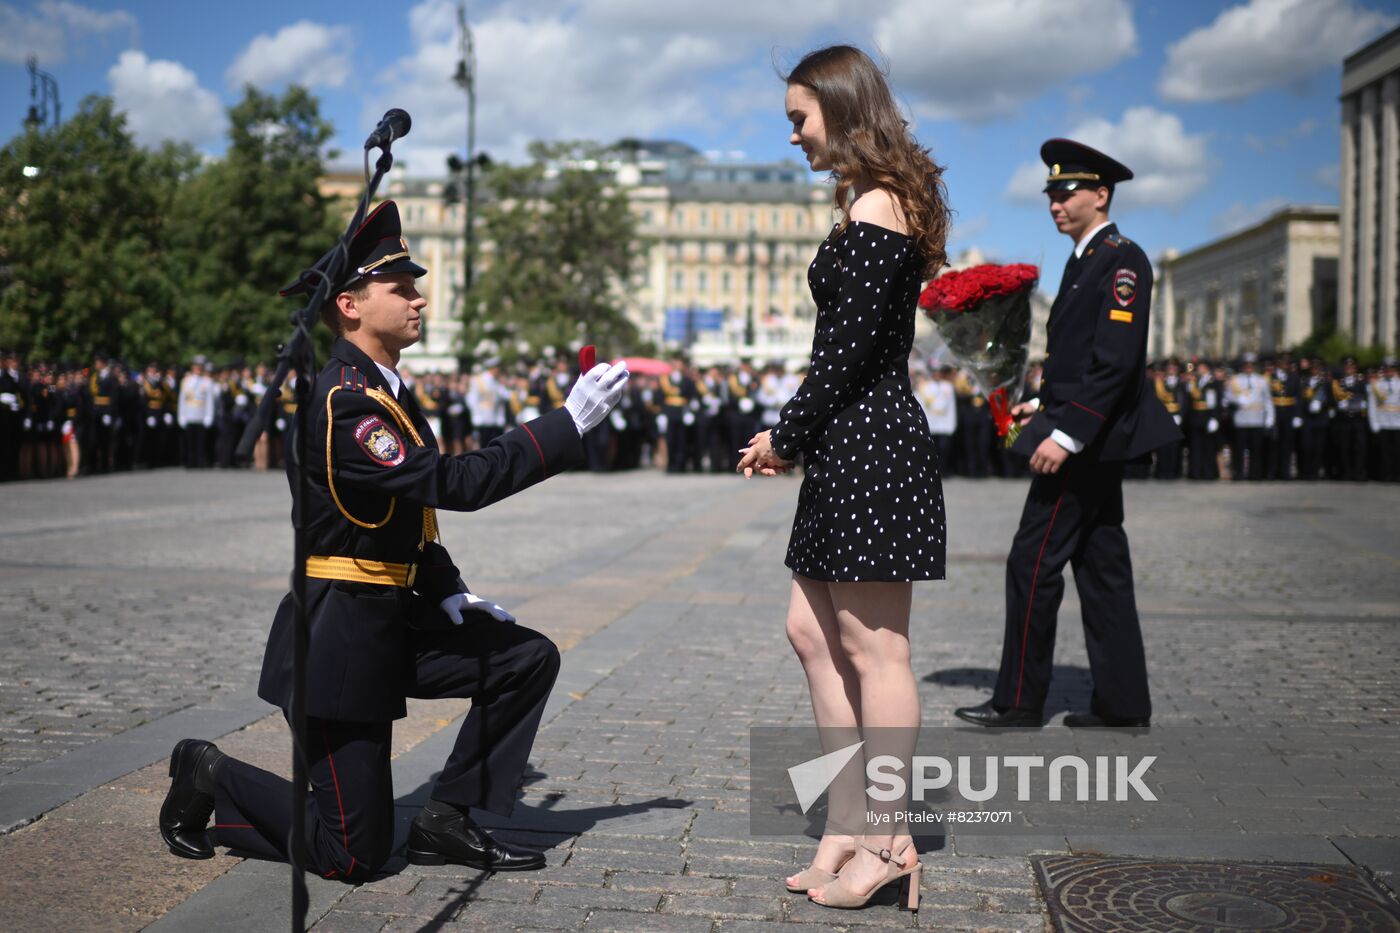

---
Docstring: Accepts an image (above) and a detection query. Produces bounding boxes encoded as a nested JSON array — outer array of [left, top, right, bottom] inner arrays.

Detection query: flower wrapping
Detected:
[[919, 263, 1038, 446]]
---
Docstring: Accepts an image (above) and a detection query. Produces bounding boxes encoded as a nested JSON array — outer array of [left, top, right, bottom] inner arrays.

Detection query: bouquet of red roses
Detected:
[[919, 263, 1038, 446]]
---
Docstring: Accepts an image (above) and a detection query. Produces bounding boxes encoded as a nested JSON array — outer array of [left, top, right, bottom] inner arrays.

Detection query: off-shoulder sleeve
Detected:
[[769, 224, 910, 460]]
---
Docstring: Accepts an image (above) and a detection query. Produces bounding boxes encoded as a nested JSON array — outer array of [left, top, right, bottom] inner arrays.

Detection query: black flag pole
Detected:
[[234, 109, 409, 933]]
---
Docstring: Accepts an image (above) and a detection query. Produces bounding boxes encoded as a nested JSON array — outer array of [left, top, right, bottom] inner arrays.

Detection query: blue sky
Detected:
[[3, 0, 1397, 295]]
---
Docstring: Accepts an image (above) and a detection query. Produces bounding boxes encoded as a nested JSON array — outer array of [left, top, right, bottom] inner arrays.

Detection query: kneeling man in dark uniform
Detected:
[[956, 140, 1180, 729], [159, 201, 629, 879]]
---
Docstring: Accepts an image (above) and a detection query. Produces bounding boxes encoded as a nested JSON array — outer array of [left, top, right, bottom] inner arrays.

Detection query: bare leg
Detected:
[[785, 573, 861, 882], [811, 580, 919, 903]]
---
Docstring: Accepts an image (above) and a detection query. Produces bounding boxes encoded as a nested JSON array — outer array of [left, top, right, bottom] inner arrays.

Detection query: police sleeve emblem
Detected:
[[354, 416, 405, 466], [1113, 268, 1138, 306]]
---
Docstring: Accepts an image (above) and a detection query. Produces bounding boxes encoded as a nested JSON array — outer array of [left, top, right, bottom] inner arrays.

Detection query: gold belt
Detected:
[[305, 555, 417, 588]]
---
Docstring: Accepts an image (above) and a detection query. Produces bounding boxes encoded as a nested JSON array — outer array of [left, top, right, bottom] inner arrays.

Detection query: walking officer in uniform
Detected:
[[956, 139, 1179, 728], [159, 201, 630, 879]]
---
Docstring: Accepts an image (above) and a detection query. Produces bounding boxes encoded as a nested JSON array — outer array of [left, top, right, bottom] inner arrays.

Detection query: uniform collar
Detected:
[[331, 337, 394, 394], [1074, 221, 1114, 258]]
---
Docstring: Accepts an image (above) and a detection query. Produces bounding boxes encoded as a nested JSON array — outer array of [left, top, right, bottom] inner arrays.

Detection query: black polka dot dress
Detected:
[[768, 221, 946, 583]]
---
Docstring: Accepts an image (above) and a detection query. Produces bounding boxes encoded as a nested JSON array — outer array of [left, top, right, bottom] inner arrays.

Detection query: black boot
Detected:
[[159, 739, 223, 860], [407, 802, 546, 871]]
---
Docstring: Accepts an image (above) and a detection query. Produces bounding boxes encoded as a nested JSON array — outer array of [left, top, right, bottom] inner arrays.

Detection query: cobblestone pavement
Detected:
[[0, 469, 1397, 931]]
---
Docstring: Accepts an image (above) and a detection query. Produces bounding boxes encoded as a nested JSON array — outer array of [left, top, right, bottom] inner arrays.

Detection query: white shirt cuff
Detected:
[[1050, 428, 1084, 454]]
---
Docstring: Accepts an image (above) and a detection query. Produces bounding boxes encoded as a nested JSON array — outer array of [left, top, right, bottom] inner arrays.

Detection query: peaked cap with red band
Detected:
[[1041, 138, 1133, 194], [279, 200, 427, 298]]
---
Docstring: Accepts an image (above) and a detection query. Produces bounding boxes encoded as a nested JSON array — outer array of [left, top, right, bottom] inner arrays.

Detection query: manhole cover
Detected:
[[1034, 856, 1400, 932]]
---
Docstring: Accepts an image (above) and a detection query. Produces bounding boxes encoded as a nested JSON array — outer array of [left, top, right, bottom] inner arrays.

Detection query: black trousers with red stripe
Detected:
[[992, 460, 1151, 719], [209, 622, 560, 882]]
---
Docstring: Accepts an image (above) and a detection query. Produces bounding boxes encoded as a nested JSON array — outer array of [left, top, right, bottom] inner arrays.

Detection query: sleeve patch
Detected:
[[1113, 268, 1138, 306], [354, 416, 405, 466], [1109, 308, 1134, 323]]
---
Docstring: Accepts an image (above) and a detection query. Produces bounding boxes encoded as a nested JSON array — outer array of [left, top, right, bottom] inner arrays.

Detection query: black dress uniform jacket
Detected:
[[1013, 224, 1180, 460], [993, 223, 1172, 721], [257, 338, 584, 723]]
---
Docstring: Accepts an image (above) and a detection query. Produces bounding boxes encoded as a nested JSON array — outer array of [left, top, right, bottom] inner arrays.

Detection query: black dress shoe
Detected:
[[954, 700, 1044, 728], [1064, 711, 1150, 728], [407, 810, 546, 871], [160, 738, 219, 860]]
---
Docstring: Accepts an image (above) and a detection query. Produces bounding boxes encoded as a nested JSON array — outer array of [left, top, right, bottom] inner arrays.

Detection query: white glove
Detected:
[[1292, 416, 1302, 429], [439, 591, 516, 625], [565, 361, 629, 434], [1207, 418, 1218, 434]]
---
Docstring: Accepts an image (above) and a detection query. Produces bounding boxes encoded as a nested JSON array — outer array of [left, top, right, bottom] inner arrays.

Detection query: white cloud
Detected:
[[367, 0, 854, 172], [1242, 118, 1317, 153], [1213, 197, 1289, 234], [1159, 0, 1397, 103], [226, 21, 354, 90], [1316, 162, 1340, 189], [873, 0, 1137, 120], [1004, 107, 1212, 211], [108, 50, 224, 148], [0, 0, 137, 65], [580, 0, 845, 34]]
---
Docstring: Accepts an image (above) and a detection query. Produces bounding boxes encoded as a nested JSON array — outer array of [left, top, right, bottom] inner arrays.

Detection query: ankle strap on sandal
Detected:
[[860, 839, 912, 868]]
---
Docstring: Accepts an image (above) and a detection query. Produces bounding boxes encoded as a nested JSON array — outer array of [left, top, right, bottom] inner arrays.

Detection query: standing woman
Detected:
[[738, 45, 950, 912]]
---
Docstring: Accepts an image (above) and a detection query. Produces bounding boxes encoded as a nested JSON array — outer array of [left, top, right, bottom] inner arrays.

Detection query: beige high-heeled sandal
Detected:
[[784, 848, 854, 893], [807, 838, 920, 911]]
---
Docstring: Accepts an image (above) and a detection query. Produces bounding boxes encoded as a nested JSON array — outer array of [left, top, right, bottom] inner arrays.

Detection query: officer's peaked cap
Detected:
[[1041, 138, 1133, 193], [280, 200, 427, 298]]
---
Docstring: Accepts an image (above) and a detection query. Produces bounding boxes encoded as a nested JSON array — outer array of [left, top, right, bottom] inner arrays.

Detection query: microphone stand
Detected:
[[235, 140, 398, 933]]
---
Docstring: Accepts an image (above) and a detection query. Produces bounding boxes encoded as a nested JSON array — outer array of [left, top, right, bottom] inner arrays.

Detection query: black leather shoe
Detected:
[[954, 700, 1044, 727], [407, 811, 546, 871], [1064, 711, 1150, 728], [160, 739, 218, 859]]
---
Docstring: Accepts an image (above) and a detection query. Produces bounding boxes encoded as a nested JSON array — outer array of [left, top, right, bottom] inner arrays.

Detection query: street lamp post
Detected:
[[454, 3, 477, 305], [744, 228, 757, 350], [25, 55, 60, 133]]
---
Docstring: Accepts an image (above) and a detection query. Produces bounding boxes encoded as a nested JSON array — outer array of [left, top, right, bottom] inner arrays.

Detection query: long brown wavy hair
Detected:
[[784, 45, 952, 275]]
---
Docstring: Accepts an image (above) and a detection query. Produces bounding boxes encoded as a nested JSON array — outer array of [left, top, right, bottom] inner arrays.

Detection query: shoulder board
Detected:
[[337, 366, 368, 393], [1104, 234, 1130, 247]]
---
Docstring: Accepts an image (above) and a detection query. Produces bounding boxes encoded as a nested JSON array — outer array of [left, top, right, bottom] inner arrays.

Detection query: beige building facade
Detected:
[[1155, 206, 1339, 359], [1340, 25, 1400, 350]]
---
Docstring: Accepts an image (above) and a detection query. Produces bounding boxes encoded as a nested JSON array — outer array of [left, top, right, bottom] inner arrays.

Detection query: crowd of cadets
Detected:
[[3, 348, 1398, 483], [909, 352, 1400, 483]]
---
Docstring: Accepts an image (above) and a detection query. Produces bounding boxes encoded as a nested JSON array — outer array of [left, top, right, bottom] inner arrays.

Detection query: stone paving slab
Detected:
[[1, 472, 1399, 931]]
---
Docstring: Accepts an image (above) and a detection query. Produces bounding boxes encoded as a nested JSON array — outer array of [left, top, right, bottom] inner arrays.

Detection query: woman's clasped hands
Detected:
[[736, 429, 794, 478]]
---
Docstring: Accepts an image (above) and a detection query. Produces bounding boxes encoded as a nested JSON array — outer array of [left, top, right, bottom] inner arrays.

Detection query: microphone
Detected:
[[364, 109, 412, 150]]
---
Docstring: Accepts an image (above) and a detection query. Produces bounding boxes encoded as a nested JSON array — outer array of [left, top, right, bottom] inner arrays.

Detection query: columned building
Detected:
[[1341, 25, 1400, 350], [1156, 206, 1339, 359]]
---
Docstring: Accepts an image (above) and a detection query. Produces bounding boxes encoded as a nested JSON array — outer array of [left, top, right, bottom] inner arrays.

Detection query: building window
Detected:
[[673, 270, 684, 293], [698, 209, 709, 229], [723, 209, 733, 230], [771, 210, 782, 230], [747, 210, 757, 231], [722, 270, 733, 292], [673, 208, 684, 228], [698, 270, 709, 292], [769, 271, 780, 294]]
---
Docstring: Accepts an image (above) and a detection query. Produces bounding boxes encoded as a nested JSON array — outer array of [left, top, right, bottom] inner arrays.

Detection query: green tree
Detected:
[[1292, 326, 1393, 367], [464, 141, 641, 362], [0, 96, 195, 362], [166, 85, 340, 363]]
